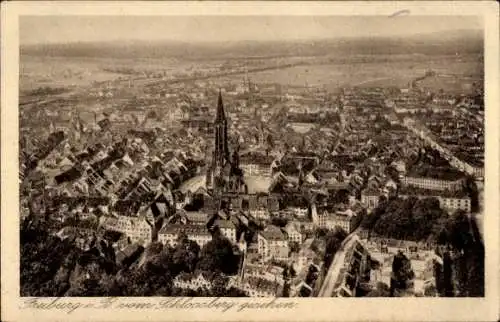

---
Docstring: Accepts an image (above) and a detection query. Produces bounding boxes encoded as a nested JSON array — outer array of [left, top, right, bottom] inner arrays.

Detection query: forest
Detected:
[[359, 196, 484, 297], [21, 218, 244, 297]]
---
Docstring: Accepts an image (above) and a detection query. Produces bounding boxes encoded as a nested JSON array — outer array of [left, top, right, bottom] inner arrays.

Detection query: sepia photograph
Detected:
[[2, 2, 499, 322]]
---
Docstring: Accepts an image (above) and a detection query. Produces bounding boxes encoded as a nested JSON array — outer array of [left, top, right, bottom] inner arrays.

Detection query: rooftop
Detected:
[[399, 186, 469, 199], [240, 153, 274, 165], [406, 165, 465, 181], [362, 187, 380, 196], [159, 224, 211, 236], [243, 275, 282, 294], [214, 219, 236, 230], [184, 211, 210, 223], [261, 225, 286, 241]]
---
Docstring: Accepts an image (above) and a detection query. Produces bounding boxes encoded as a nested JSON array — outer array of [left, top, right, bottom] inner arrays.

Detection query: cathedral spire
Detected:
[[212, 90, 229, 170], [216, 89, 226, 122]]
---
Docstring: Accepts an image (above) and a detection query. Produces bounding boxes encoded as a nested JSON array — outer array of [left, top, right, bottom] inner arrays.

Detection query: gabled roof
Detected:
[[284, 221, 301, 234], [362, 187, 380, 196], [159, 223, 211, 236], [260, 225, 286, 241], [214, 219, 236, 230], [185, 211, 210, 223]]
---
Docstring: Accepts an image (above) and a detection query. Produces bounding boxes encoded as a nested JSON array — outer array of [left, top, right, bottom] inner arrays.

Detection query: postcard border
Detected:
[[2, 2, 499, 322]]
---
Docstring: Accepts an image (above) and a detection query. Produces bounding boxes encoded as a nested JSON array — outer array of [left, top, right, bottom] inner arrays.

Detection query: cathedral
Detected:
[[206, 91, 247, 196]]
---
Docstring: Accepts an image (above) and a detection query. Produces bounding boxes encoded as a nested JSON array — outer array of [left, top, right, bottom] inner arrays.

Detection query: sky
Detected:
[[20, 16, 483, 45]]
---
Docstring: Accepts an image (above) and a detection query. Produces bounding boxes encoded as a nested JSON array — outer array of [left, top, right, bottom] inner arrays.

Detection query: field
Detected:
[[416, 75, 482, 94], [21, 56, 124, 92], [19, 55, 215, 94], [20, 51, 483, 97], [213, 54, 482, 91]]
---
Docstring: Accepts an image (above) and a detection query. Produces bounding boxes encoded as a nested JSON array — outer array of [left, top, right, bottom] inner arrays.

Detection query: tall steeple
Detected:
[[213, 90, 229, 168], [216, 90, 226, 122]]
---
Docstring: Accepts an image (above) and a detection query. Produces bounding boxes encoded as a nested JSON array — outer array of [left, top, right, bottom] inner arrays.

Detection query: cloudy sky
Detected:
[[20, 16, 482, 45]]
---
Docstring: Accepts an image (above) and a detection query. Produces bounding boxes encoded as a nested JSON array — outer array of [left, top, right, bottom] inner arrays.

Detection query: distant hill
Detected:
[[20, 29, 483, 60]]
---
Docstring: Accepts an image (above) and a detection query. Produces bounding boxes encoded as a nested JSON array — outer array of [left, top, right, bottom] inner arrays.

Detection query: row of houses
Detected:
[[399, 186, 471, 213], [157, 218, 239, 249], [403, 118, 483, 180], [312, 203, 364, 234], [172, 268, 284, 297], [402, 175, 465, 192]]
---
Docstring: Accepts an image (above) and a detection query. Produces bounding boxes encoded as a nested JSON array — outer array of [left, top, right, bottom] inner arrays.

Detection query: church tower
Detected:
[[213, 90, 229, 168], [207, 91, 230, 193]]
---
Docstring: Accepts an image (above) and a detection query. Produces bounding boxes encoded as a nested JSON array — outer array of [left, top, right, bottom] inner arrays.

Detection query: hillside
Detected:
[[20, 29, 483, 60]]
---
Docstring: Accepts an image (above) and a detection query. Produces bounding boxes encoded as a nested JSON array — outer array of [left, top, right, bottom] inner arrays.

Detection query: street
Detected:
[[317, 231, 360, 297]]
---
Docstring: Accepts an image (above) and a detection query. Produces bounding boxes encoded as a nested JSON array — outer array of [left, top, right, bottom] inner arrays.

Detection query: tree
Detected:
[[225, 287, 248, 297], [20, 222, 83, 296], [390, 251, 415, 297], [313, 227, 329, 239], [364, 195, 453, 242], [442, 250, 454, 296], [424, 284, 438, 297], [211, 274, 229, 296], [289, 241, 300, 254], [172, 234, 200, 274], [140, 241, 164, 266], [323, 227, 348, 268], [366, 282, 391, 297], [196, 232, 239, 275], [465, 242, 484, 297], [271, 216, 289, 228], [110, 262, 174, 297], [266, 134, 274, 149], [443, 210, 485, 297]]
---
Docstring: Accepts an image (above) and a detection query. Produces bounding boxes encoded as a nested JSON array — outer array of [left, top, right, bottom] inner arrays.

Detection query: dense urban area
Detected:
[[20, 30, 484, 298]]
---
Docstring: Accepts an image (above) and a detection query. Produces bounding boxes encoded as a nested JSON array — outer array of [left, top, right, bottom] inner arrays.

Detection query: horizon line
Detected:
[[20, 28, 483, 47]]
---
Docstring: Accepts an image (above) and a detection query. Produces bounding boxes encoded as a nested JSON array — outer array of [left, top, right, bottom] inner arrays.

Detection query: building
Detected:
[[288, 206, 309, 218], [399, 187, 472, 213], [101, 215, 152, 246], [411, 256, 437, 296], [290, 241, 318, 274], [55, 225, 97, 251], [237, 276, 284, 297], [158, 224, 212, 248], [335, 209, 359, 233], [249, 208, 270, 221], [173, 271, 212, 291], [239, 153, 274, 177], [257, 225, 289, 262], [283, 222, 303, 244], [116, 243, 145, 267], [438, 196, 471, 212], [360, 187, 380, 211], [317, 207, 335, 230], [183, 211, 211, 226], [317, 208, 359, 233], [141, 192, 174, 223], [291, 218, 315, 234], [205, 91, 246, 195], [207, 192, 279, 214], [214, 219, 237, 243], [242, 264, 285, 286], [332, 238, 370, 297], [402, 176, 465, 192]]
